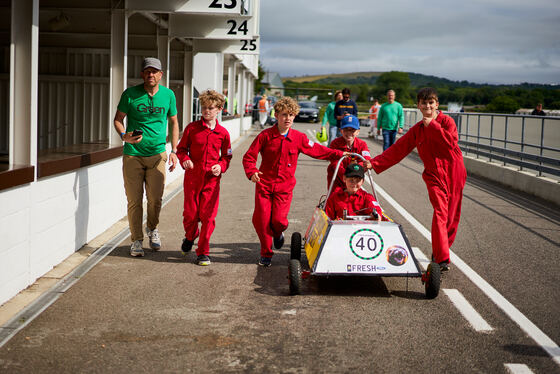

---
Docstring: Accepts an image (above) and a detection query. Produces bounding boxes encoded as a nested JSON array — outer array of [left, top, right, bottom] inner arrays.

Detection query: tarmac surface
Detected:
[[0, 122, 559, 373]]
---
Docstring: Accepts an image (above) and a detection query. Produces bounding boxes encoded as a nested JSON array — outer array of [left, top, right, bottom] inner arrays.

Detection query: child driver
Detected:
[[325, 164, 382, 221]]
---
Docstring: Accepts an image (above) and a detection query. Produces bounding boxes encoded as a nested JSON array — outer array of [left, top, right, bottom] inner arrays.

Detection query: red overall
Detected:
[[176, 120, 232, 256], [327, 136, 371, 190], [243, 126, 343, 257], [371, 112, 467, 263], [325, 187, 383, 220]]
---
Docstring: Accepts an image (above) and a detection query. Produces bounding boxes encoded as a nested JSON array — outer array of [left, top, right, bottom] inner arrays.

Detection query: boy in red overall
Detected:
[[243, 97, 346, 267], [327, 115, 372, 190], [325, 164, 382, 221], [369, 87, 467, 271], [176, 90, 232, 266]]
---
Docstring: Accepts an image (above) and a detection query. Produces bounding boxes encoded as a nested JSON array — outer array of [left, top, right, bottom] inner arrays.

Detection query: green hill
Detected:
[[283, 71, 555, 89]]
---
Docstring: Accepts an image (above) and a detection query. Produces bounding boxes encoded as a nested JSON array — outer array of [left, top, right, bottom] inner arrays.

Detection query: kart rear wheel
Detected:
[[290, 232, 302, 261], [425, 262, 441, 299], [289, 259, 302, 295]]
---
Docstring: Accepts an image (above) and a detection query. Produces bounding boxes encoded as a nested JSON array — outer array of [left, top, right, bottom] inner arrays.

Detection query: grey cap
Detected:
[[142, 57, 162, 71]]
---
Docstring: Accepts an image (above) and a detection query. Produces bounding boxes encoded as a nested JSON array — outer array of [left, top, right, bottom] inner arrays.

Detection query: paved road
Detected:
[[0, 122, 558, 373]]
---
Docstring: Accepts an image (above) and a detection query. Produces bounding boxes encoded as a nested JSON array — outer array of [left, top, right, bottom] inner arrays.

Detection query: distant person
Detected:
[[368, 98, 381, 137], [531, 103, 546, 116], [377, 90, 404, 150], [258, 94, 270, 128], [321, 90, 342, 146], [113, 57, 179, 257], [368, 87, 467, 272], [334, 88, 358, 135]]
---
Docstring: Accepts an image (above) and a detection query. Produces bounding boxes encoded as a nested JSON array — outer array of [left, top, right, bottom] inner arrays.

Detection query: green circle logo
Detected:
[[349, 229, 384, 260]]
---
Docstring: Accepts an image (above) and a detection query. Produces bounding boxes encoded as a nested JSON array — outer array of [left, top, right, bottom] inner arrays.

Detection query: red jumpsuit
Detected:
[[325, 187, 383, 220], [242, 126, 343, 258], [176, 120, 232, 256], [371, 112, 466, 264], [327, 136, 371, 190]]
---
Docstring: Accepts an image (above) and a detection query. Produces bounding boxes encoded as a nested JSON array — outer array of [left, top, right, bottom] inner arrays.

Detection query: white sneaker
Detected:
[[130, 240, 144, 257], [146, 227, 161, 250]]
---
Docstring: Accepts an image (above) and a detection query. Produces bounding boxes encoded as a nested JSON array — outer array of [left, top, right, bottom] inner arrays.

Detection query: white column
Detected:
[[193, 52, 223, 93], [236, 68, 243, 116], [245, 71, 252, 116], [247, 75, 254, 112], [182, 49, 193, 125], [9, 0, 39, 169], [109, 9, 128, 147], [227, 61, 237, 115], [157, 31, 170, 87], [238, 69, 246, 120]]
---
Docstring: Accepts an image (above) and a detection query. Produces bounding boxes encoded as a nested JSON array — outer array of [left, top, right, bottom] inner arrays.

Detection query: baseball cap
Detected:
[[344, 163, 365, 179], [341, 115, 360, 130], [142, 57, 162, 71]]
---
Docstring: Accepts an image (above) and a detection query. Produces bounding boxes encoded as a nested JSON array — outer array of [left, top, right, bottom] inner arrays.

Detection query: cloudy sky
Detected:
[[258, 0, 560, 85]]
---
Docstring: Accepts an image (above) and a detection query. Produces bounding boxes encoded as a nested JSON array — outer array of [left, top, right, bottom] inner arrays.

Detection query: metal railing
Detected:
[[402, 109, 560, 180]]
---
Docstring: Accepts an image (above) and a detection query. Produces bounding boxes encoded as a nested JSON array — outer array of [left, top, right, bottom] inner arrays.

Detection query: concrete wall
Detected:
[[464, 155, 560, 206]]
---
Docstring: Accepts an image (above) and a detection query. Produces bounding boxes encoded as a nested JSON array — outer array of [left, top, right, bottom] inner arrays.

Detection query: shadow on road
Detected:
[[108, 242, 267, 265], [503, 343, 550, 357]]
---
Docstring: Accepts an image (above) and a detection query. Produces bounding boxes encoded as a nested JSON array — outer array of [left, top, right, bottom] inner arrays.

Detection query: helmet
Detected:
[[316, 127, 328, 142]]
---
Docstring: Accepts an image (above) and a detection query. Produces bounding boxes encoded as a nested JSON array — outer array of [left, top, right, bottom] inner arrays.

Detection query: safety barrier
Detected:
[[402, 109, 560, 180]]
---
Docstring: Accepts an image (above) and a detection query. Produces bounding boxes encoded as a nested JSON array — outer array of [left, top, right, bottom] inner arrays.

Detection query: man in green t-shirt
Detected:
[[377, 89, 405, 150], [113, 57, 179, 257]]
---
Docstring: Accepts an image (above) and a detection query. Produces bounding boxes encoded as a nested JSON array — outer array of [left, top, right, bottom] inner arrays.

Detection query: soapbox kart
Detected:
[[288, 153, 441, 298]]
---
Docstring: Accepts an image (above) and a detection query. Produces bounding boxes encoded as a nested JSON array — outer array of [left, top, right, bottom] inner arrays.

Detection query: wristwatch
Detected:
[[120, 132, 125, 140]]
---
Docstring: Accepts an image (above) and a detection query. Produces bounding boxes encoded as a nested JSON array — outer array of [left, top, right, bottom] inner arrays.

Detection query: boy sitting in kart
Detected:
[[325, 163, 382, 221]]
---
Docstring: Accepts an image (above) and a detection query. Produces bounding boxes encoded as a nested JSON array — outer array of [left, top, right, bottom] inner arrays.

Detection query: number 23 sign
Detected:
[[182, 0, 248, 14]]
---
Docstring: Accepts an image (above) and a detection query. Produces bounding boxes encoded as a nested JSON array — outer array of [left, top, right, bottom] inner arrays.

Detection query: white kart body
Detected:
[[303, 208, 422, 277]]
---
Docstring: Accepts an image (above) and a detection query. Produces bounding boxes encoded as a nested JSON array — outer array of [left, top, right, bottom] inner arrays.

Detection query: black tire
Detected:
[[289, 259, 302, 295], [425, 262, 441, 299], [290, 232, 302, 261]]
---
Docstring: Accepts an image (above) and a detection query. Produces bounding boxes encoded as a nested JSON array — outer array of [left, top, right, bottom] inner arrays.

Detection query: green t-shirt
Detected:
[[377, 101, 404, 131], [322, 101, 337, 127], [117, 84, 177, 157]]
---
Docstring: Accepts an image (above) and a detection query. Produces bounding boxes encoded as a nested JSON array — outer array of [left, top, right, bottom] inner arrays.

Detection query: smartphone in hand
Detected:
[[132, 129, 143, 137]]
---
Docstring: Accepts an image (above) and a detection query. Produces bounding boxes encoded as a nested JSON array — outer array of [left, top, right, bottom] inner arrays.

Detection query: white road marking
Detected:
[[281, 309, 297, 315], [443, 289, 493, 332], [367, 179, 560, 367], [504, 363, 534, 374]]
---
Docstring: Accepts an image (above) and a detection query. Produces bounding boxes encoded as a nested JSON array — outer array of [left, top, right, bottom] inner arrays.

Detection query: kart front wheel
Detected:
[[425, 262, 441, 299], [290, 232, 302, 261], [289, 259, 302, 295]]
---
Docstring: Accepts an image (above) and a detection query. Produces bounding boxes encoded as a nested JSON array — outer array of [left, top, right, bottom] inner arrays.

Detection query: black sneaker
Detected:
[[439, 261, 450, 272], [181, 238, 193, 256], [273, 233, 285, 249], [258, 257, 272, 267], [196, 255, 211, 266]]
